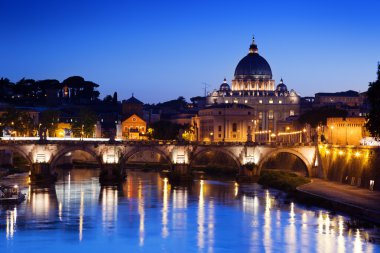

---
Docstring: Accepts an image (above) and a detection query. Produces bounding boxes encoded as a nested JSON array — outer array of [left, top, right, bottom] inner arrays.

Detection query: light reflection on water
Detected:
[[0, 170, 379, 253]]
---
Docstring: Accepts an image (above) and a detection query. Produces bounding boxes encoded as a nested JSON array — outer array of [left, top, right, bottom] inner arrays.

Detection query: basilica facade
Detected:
[[196, 37, 301, 142]]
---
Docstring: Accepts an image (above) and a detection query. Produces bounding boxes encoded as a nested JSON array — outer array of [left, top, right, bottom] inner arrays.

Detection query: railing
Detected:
[[0, 136, 316, 147]]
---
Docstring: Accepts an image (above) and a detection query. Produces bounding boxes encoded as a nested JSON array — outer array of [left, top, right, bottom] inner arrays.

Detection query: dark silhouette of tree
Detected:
[[71, 108, 98, 138], [150, 120, 186, 140], [103, 95, 113, 103], [366, 63, 380, 137], [0, 108, 35, 136], [113, 92, 118, 103], [40, 110, 61, 136], [298, 106, 348, 127]]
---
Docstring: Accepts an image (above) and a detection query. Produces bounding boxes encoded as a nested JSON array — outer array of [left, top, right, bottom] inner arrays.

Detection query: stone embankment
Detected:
[[297, 178, 380, 224]]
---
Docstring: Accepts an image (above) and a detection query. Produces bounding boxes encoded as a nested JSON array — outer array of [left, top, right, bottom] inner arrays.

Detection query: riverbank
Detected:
[[297, 178, 380, 224], [258, 170, 311, 193]]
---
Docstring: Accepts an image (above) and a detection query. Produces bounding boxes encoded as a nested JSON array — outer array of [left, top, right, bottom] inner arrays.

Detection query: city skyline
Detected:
[[1, 0, 380, 103]]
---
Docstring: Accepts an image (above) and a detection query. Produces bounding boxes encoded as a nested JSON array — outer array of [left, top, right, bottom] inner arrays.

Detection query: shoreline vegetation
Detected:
[[258, 170, 311, 193]]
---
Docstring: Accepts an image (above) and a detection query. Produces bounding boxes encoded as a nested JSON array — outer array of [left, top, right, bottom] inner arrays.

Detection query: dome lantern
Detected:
[[249, 35, 258, 54]]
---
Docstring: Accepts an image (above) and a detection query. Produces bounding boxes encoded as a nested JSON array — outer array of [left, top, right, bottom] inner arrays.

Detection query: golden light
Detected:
[[355, 151, 361, 157], [303, 128, 307, 132], [325, 149, 330, 154], [338, 150, 344, 156], [330, 125, 334, 129], [286, 126, 290, 131]]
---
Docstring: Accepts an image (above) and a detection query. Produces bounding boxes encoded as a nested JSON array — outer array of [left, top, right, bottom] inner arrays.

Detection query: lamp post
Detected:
[[210, 132, 214, 143], [286, 126, 290, 143]]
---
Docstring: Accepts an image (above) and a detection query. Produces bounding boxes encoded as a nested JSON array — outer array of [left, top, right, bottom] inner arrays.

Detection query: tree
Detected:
[[40, 110, 61, 136], [298, 106, 348, 128], [103, 95, 113, 103], [0, 109, 35, 136], [366, 63, 380, 137], [112, 92, 118, 103], [150, 120, 183, 140], [71, 108, 98, 138]]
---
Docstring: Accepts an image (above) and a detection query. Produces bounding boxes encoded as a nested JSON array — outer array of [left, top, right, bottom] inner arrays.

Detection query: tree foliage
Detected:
[[40, 110, 61, 136], [71, 108, 98, 137], [298, 106, 348, 127], [150, 120, 185, 140], [0, 108, 35, 136], [365, 64, 380, 137]]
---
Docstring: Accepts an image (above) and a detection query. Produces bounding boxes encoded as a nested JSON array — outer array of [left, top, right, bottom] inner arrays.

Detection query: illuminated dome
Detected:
[[219, 78, 231, 91], [276, 78, 288, 92], [234, 37, 272, 79]]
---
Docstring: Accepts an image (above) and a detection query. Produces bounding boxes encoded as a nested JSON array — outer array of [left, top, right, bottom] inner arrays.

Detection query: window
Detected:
[[232, 123, 237, 132], [259, 100, 263, 104], [218, 134, 222, 138], [259, 112, 263, 119], [244, 100, 248, 103], [248, 111, 251, 115], [218, 111, 222, 115], [218, 125, 222, 131], [290, 110, 295, 116], [225, 100, 229, 103], [268, 111, 274, 119], [269, 99, 273, 104], [279, 100, 282, 104]]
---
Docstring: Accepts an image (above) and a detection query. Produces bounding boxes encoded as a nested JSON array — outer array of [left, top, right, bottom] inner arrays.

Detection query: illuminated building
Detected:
[[121, 114, 147, 140], [200, 37, 301, 141], [325, 117, 368, 145], [193, 104, 254, 142]]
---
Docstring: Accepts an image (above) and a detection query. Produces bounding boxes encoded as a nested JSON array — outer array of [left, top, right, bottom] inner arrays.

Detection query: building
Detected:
[[314, 90, 363, 107], [324, 117, 368, 145], [121, 114, 146, 140], [122, 95, 144, 117], [193, 104, 255, 142], [206, 37, 300, 134]]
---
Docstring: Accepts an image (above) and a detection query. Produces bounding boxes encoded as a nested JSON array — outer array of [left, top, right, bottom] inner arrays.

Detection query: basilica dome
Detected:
[[234, 37, 272, 79]]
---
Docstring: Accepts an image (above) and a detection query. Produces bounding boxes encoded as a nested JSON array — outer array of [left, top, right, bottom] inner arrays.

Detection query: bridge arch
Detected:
[[0, 146, 33, 165], [258, 148, 311, 177], [50, 146, 103, 169], [122, 146, 173, 168], [189, 147, 242, 170]]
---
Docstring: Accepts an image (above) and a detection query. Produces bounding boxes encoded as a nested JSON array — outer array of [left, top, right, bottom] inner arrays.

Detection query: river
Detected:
[[0, 169, 379, 253]]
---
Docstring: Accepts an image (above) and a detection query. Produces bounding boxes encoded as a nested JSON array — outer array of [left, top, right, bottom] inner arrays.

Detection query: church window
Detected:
[[268, 111, 274, 119], [232, 123, 237, 132]]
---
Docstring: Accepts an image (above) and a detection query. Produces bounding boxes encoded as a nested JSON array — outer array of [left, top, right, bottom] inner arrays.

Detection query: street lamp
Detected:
[[209, 132, 214, 143]]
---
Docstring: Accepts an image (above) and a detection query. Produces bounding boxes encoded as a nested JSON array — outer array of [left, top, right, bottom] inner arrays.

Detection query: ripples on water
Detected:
[[0, 169, 379, 253]]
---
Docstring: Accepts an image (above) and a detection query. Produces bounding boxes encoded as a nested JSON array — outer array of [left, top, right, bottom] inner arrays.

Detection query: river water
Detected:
[[0, 169, 379, 253]]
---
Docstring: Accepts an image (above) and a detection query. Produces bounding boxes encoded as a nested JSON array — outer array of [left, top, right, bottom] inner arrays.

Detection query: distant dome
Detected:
[[234, 37, 272, 79], [276, 78, 288, 92], [219, 78, 231, 91]]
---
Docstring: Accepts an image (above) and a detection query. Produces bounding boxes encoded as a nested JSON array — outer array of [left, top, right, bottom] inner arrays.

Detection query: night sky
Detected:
[[1, 0, 379, 103]]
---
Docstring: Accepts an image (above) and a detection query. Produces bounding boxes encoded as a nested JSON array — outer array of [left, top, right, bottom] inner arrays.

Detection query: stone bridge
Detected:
[[0, 140, 320, 184]]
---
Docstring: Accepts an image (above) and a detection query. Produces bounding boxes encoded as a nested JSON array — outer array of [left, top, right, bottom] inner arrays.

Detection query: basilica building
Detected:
[[196, 37, 301, 142]]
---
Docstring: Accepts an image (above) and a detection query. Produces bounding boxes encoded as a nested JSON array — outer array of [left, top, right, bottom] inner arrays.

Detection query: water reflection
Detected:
[[6, 208, 17, 239], [0, 170, 379, 253], [161, 177, 169, 238]]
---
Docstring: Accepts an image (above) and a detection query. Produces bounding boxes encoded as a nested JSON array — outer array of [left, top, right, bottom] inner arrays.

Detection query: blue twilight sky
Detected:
[[1, 0, 379, 103]]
